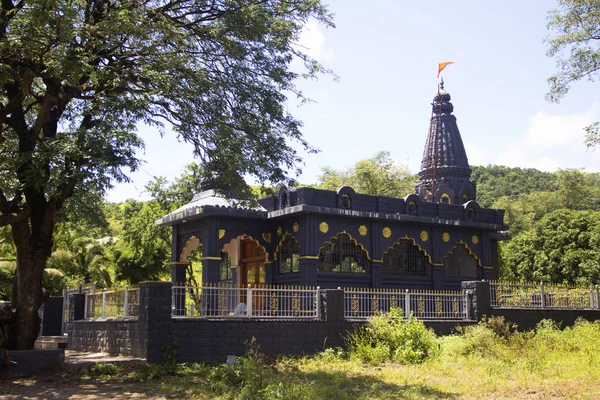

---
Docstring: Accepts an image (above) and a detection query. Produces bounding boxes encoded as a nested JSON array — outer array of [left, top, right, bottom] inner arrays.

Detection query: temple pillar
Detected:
[[432, 266, 444, 289], [299, 258, 318, 286], [371, 262, 382, 288]]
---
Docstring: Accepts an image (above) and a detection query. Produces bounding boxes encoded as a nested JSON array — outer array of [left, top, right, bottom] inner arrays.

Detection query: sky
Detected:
[[106, 0, 600, 203]]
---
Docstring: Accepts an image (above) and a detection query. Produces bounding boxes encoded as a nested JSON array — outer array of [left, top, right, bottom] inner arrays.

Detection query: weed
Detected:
[[346, 307, 438, 365], [91, 362, 121, 377]]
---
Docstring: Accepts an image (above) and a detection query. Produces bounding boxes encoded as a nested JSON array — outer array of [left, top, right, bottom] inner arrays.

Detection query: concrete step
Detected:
[[35, 336, 68, 350]]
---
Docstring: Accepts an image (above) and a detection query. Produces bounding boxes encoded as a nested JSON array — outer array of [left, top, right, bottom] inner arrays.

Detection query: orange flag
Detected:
[[437, 61, 454, 78]]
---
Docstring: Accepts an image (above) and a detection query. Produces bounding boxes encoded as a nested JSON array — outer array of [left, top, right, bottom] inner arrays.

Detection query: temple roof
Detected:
[[415, 80, 476, 204], [155, 189, 266, 226]]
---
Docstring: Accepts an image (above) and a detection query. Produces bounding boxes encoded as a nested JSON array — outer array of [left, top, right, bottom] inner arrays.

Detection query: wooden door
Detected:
[[239, 238, 266, 312]]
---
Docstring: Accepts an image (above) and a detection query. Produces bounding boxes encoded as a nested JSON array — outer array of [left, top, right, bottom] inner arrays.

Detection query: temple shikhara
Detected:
[[156, 81, 507, 290]]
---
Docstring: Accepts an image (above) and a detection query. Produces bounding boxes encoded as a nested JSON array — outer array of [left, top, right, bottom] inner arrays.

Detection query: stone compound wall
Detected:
[[68, 319, 144, 358], [67, 281, 600, 363]]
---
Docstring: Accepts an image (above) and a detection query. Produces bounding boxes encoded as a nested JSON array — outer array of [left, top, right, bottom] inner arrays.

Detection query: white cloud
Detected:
[[297, 19, 333, 63], [494, 103, 600, 172]]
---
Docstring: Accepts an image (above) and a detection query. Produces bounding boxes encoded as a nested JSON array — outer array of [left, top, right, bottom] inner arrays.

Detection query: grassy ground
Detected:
[[2, 318, 600, 399]]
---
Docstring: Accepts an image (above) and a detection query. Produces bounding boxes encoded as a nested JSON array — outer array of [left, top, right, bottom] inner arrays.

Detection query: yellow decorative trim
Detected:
[[482, 265, 494, 270], [277, 226, 282, 236], [180, 235, 201, 262], [440, 193, 451, 204], [218, 229, 225, 239], [358, 225, 368, 236], [420, 231, 429, 241], [317, 231, 371, 260], [373, 259, 383, 263], [433, 263, 444, 267], [319, 222, 329, 234], [262, 233, 272, 243], [264, 261, 273, 265], [442, 240, 482, 267], [273, 233, 297, 261], [299, 255, 320, 260], [382, 227, 392, 239], [472, 235, 479, 245], [381, 235, 433, 265], [199, 256, 222, 261], [293, 222, 299, 233], [442, 232, 450, 243]]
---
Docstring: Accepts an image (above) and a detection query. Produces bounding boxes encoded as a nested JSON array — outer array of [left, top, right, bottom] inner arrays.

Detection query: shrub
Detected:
[[91, 362, 121, 377], [346, 308, 438, 365]]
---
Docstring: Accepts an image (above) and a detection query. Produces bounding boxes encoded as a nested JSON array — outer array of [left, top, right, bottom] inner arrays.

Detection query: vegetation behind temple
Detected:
[[2, 158, 600, 300]]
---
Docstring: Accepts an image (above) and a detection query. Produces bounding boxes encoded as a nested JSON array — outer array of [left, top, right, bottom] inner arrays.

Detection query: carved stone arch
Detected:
[[317, 232, 369, 273], [337, 186, 356, 209], [463, 200, 481, 222], [404, 193, 422, 215], [381, 237, 432, 276], [443, 242, 480, 278], [179, 235, 202, 262], [434, 184, 455, 204], [274, 234, 300, 274]]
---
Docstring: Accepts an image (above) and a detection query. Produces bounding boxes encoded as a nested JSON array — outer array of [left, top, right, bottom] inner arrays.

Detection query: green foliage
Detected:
[[501, 209, 600, 284], [346, 308, 438, 365], [91, 363, 122, 377], [317, 151, 417, 198], [0, 0, 334, 348], [470, 165, 558, 208], [546, 0, 600, 149], [47, 237, 114, 288]]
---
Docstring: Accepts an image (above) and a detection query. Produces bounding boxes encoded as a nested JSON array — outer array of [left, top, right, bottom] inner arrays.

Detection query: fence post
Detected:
[[596, 285, 600, 309], [315, 286, 321, 319], [404, 289, 410, 319], [247, 284, 253, 318], [61, 288, 67, 335], [124, 285, 129, 317], [90, 284, 96, 319], [540, 282, 545, 308], [464, 290, 470, 320], [102, 288, 107, 319], [171, 284, 176, 316]]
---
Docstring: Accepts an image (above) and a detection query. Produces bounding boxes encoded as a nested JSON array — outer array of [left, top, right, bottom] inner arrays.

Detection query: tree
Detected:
[[546, 0, 600, 149], [0, 0, 334, 349], [500, 209, 600, 284], [316, 152, 416, 198]]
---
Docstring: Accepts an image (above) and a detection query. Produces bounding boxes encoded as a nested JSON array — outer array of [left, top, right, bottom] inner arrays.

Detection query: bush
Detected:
[[346, 308, 438, 365], [91, 362, 121, 377]]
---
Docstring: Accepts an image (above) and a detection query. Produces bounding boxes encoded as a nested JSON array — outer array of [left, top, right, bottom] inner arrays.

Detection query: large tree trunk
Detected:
[[9, 216, 52, 350]]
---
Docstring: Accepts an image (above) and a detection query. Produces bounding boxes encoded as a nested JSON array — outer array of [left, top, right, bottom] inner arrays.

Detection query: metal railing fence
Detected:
[[171, 283, 320, 319], [343, 287, 470, 320], [62, 285, 94, 334], [490, 281, 600, 309], [84, 286, 140, 319]]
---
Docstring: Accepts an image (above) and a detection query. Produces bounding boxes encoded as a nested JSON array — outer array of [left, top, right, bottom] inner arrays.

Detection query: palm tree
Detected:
[[47, 238, 113, 288]]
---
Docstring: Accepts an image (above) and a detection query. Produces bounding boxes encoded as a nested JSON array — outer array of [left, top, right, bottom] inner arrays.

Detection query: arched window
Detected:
[[342, 194, 351, 209], [278, 235, 299, 274], [219, 251, 232, 282], [317, 233, 368, 274], [440, 193, 451, 204], [444, 243, 478, 278], [382, 239, 431, 276]]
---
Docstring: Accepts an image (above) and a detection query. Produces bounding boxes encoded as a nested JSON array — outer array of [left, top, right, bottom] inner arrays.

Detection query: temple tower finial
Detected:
[[415, 81, 476, 204]]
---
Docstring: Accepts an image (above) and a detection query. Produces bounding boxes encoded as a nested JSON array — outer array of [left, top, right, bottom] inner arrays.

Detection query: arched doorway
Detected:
[[239, 237, 267, 287]]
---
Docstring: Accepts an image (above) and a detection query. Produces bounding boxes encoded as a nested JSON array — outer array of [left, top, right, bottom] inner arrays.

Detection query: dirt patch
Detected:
[[0, 373, 170, 400]]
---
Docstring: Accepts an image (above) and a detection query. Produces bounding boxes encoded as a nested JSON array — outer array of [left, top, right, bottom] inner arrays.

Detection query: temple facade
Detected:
[[156, 83, 507, 289]]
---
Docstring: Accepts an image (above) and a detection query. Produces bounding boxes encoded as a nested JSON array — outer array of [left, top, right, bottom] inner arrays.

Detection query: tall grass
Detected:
[[109, 317, 600, 399]]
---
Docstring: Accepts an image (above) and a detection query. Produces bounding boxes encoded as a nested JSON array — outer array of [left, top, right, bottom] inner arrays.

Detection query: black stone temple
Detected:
[[156, 82, 508, 290]]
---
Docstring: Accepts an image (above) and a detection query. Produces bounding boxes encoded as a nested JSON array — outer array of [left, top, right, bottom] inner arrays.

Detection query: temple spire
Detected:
[[415, 81, 476, 204]]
